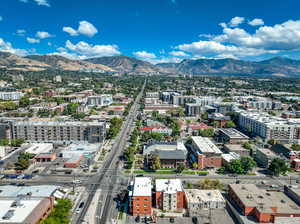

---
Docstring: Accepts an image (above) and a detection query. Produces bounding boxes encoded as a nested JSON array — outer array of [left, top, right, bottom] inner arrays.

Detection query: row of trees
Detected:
[[41, 199, 72, 224], [218, 156, 257, 175], [107, 117, 123, 139], [124, 128, 140, 169]]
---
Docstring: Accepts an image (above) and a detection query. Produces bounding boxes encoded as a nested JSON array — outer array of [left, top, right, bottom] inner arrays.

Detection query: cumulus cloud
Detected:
[[65, 40, 120, 58], [36, 31, 53, 39], [33, 0, 50, 7], [133, 51, 156, 59], [229, 16, 245, 27], [248, 18, 264, 26], [213, 20, 300, 51], [0, 38, 28, 55], [176, 40, 276, 57], [16, 29, 26, 36], [20, 0, 50, 7], [27, 37, 40, 44], [63, 21, 98, 37], [169, 51, 189, 57], [63, 27, 78, 36]]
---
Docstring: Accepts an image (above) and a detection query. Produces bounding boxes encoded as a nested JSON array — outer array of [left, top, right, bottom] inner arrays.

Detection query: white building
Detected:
[[238, 111, 300, 143], [60, 143, 100, 159], [25, 143, 54, 155], [155, 179, 184, 212], [185, 189, 226, 215], [87, 95, 113, 107], [0, 92, 24, 101]]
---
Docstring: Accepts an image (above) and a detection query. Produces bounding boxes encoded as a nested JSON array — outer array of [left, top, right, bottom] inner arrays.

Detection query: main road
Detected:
[[73, 80, 146, 224]]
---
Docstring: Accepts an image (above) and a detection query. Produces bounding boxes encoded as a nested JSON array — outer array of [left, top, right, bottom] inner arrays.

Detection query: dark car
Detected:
[[192, 216, 198, 224], [170, 217, 175, 223]]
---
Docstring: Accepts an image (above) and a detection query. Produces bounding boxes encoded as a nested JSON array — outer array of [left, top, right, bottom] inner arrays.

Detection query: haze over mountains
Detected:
[[1, 51, 300, 77]]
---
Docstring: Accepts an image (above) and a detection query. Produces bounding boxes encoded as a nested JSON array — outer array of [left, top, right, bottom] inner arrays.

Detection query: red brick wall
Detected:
[[132, 196, 152, 216], [177, 191, 186, 210], [155, 192, 162, 209], [198, 154, 222, 169]]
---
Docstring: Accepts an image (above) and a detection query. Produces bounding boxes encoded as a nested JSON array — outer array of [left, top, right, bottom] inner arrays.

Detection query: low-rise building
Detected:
[[25, 143, 54, 155], [144, 142, 187, 169], [155, 179, 185, 212], [34, 153, 57, 163], [190, 136, 222, 169], [185, 189, 225, 216], [0, 91, 24, 101], [0, 197, 54, 224], [228, 184, 300, 223], [217, 128, 249, 144], [253, 145, 279, 168], [223, 144, 250, 157], [87, 94, 113, 107], [185, 103, 202, 117], [129, 177, 152, 217], [221, 152, 241, 165]]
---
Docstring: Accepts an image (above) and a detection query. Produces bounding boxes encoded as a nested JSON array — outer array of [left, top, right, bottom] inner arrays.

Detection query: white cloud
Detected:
[[0, 38, 28, 55], [176, 40, 276, 57], [229, 16, 245, 27], [49, 51, 85, 60], [169, 51, 189, 57], [248, 18, 264, 26], [36, 31, 53, 39], [0, 16, 3, 22], [27, 37, 40, 44], [63, 21, 98, 37], [63, 27, 78, 36], [65, 40, 120, 58], [19, 0, 29, 2], [33, 0, 50, 7], [133, 51, 156, 59], [16, 29, 26, 36], [213, 20, 300, 51]]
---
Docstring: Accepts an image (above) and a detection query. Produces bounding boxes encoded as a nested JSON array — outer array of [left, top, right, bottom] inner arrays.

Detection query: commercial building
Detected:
[[11, 121, 106, 144], [222, 152, 241, 165], [144, 142, 187, 169], [223, 144, 250, 157], [129, 177, 152, 217], [60, 143, 100, 159], [185, 189, 225, 216], [25, 143, 54, 155], [217, 128, 249, 144], [145, 92, 159, 98], [143, 104, 179, 114], [253, 145, 280, 168], [87, 94, 113, 107], [208, 113, 231, 128], [64, 154, 82, 168], [228, 184, 300, 223], [172, 95, 196, 106], [34, 153, 57, 163], [0, 92, 24, 101], [0, 197, 54, 224], [190, 136, 222, 169], [155, 179, 185, 212], [238, 111, 300, 143]]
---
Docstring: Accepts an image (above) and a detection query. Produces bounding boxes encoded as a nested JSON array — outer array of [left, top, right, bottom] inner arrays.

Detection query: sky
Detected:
[[1, 0, 300, 63]]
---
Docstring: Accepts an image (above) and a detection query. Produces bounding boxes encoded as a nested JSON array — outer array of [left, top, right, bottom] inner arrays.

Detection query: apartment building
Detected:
[[185, 103, 202, 117], [190, 136, 222, 169], [87, 94, 113, 107], [10, 121, 106, 144], [172, 95, 196, 106], [129, 177, 152, 217], [155, 179, 185, 212], [0, 91, 24, 101], [185, 189, 225, 216], [238, 111, 300, 143]]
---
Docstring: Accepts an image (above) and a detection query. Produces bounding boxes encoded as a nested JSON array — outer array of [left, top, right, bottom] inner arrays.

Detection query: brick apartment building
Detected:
[[190, 136, 222, 169], [129, 177, 153, 217], [155, 179, 186, 212]]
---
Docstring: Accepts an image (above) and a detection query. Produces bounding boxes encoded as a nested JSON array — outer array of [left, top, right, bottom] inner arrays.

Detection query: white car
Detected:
[[72, 180, 82, 184]]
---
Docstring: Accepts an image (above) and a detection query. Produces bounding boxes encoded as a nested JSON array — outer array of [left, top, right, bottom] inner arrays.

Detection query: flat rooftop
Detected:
[[0, 198, 42, 223], [191, 136, 222, 154], [185, 189, 225, 203], [224, 144, 249, 152], [219, 128, 249, 139], [155, 179, 183, 194], [0, 185, 59, 198], [132, 177, 152, 197], [230, 184, 300, 214]]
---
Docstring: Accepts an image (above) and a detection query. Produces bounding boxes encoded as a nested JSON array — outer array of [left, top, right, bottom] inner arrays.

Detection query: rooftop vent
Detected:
[[2, 210, 14, 220]]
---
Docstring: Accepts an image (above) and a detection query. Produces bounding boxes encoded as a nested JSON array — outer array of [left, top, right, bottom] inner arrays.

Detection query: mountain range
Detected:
[[1, 51, 300, 77]]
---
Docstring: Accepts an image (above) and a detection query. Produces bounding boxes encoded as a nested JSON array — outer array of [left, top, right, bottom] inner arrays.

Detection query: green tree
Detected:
[[243, 142, 252, 150], [19, 96, 30, 107], [192, 162, 198, 170], [226, 120, 236, 128], [291, 144, 300, 151], [41, 199, 72, 224], [199, 179, 222, 189], [269, 158, 288, 176], [150, 154, 161, 170], [226, 159, 244, 174], [240, 156, 256, 173], [176, 163, 185, 173], [199, 128, 214, 137]]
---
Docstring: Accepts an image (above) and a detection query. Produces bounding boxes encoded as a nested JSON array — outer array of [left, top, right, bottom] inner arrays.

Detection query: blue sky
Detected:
[[1, 0, 300, 63]]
